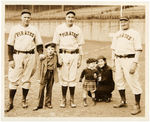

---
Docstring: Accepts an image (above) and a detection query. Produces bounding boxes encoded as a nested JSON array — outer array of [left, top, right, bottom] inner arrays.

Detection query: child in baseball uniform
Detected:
[[79, 58, 99, 107], [33, 42, 58, 111]]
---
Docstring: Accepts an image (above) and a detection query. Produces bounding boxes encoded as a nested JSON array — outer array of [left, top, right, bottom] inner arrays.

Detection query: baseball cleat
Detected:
[[113, 101, 127, 108], [70, 99, 76, 108], [5, 104, 14, 112], [131, 104, 141, 115], [60, 99, 66, 108]]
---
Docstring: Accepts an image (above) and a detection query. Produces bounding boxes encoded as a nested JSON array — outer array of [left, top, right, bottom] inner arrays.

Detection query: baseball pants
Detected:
[[8, 53, 36, 89], [114, 57, 142, 95], [58, 53, 79, 87]]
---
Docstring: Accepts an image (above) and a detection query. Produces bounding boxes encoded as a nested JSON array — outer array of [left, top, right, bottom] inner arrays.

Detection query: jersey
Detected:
[[52, 23, 84, 50], [7, 24, 43, 51], [111, 29, 142, 55]]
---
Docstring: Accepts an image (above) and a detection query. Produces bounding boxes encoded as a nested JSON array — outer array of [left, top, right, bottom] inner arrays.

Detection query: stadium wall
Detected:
[[5, 19, 145, 43]]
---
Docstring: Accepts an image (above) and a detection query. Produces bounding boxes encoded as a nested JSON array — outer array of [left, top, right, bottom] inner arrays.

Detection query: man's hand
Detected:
[[39, 54, 46, 61], [9, 60, 15, 69], [77, 55, 82, 68], [93, 73, 97, 79], [98, 76, 102, 82], [58, 56, 63, 66], [129, 62, 137, 74], [111, 60, 116, 72]]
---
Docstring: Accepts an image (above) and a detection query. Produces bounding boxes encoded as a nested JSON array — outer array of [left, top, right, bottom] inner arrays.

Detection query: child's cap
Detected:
[[45, 42, 56, 48], [86, 58, 97, 64]]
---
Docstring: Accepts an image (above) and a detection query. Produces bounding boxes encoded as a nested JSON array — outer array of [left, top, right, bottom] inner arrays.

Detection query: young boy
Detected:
[[79, 58, 99, 107], [33, 42, 58, 111]]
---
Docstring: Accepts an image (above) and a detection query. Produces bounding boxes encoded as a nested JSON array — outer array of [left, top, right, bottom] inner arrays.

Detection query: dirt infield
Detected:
[[3, 34, 145, 118]]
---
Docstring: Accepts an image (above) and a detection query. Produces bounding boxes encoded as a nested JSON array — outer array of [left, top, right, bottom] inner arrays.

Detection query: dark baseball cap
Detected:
[[45, 42, 56, 48], [21, 9, 31, 15], [120, 16, 129, 21], [66, 10, 76, 16]]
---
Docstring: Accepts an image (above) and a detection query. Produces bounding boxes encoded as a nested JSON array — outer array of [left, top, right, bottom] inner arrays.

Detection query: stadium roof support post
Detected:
[[31, 5, 34, 13], [62, 5, 65, 11]]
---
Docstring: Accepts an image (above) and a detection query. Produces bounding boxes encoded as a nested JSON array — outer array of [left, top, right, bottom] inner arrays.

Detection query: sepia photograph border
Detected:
[[1, 0, 149, 121]]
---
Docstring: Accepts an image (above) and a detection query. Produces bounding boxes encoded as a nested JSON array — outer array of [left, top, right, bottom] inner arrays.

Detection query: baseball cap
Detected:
[[45, 42, 56, 48], [120, 16, 129, 21], [21, 9, 31, 15], [66, 10, 76, 16]]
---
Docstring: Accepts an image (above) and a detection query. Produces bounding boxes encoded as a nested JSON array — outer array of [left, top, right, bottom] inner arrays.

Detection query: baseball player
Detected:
[[111, 17, 142, 115], [5, 9, 43, 112], [52, 10, 84, 108]]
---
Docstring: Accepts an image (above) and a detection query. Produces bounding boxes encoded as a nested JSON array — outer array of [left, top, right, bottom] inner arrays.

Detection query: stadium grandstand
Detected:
[[5, 5, 145, 20]]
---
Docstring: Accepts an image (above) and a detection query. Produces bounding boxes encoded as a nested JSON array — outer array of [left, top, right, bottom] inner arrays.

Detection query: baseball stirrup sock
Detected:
[[69, 87, 75, 97], [62, 86, 68, 98], [119, 90, 126, 103], [135, 94, 141, 105], [9, 89, 17, 104]]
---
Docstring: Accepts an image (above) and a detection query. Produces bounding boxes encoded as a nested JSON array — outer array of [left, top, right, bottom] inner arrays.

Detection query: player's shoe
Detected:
[[5, 104, 14, 112], [113, 101, 127, 108], [70, 99, 76, 108], [22, 99, 28, 108], [45, 104, 53, 109], [60, 99, 66, 108], [33, 106, 43, 111], [131, 104, 141, 115]]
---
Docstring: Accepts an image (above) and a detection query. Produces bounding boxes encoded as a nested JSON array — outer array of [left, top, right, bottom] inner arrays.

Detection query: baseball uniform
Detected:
[[53, 23, 84, 87]]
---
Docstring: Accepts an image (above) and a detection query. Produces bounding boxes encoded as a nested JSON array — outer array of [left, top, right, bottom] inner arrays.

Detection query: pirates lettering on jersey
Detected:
[[15, 31, 35, 38], [59, 31, 79, 38], [117, 33, 133, 41]]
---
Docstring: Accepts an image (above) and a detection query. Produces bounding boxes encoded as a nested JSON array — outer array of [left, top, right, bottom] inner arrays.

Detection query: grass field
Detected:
[[3, 34, 145, 118]]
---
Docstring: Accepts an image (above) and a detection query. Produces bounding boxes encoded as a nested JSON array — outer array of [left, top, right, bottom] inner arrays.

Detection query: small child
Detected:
[[79, 58, 98, 107], [33, 42, 58, 111]]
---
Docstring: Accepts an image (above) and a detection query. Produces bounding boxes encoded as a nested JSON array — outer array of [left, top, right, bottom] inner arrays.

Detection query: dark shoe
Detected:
[[5, 104, 14, 112], [70, 99, 76, 108], [33, 106, 43, 111], [83, 98, 88, 107], [113, 101, 127, 108], [60, 99, 66, 108], [22, 99, 28, 108], [45, 104, 53, 109], [131, 104, 141, 115]]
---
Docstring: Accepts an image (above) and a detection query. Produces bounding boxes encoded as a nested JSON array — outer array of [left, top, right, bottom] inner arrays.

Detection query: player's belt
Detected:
[[115, 54, 135, 58], [59, 49, 79, 54], [14, 49, 35, 54]]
